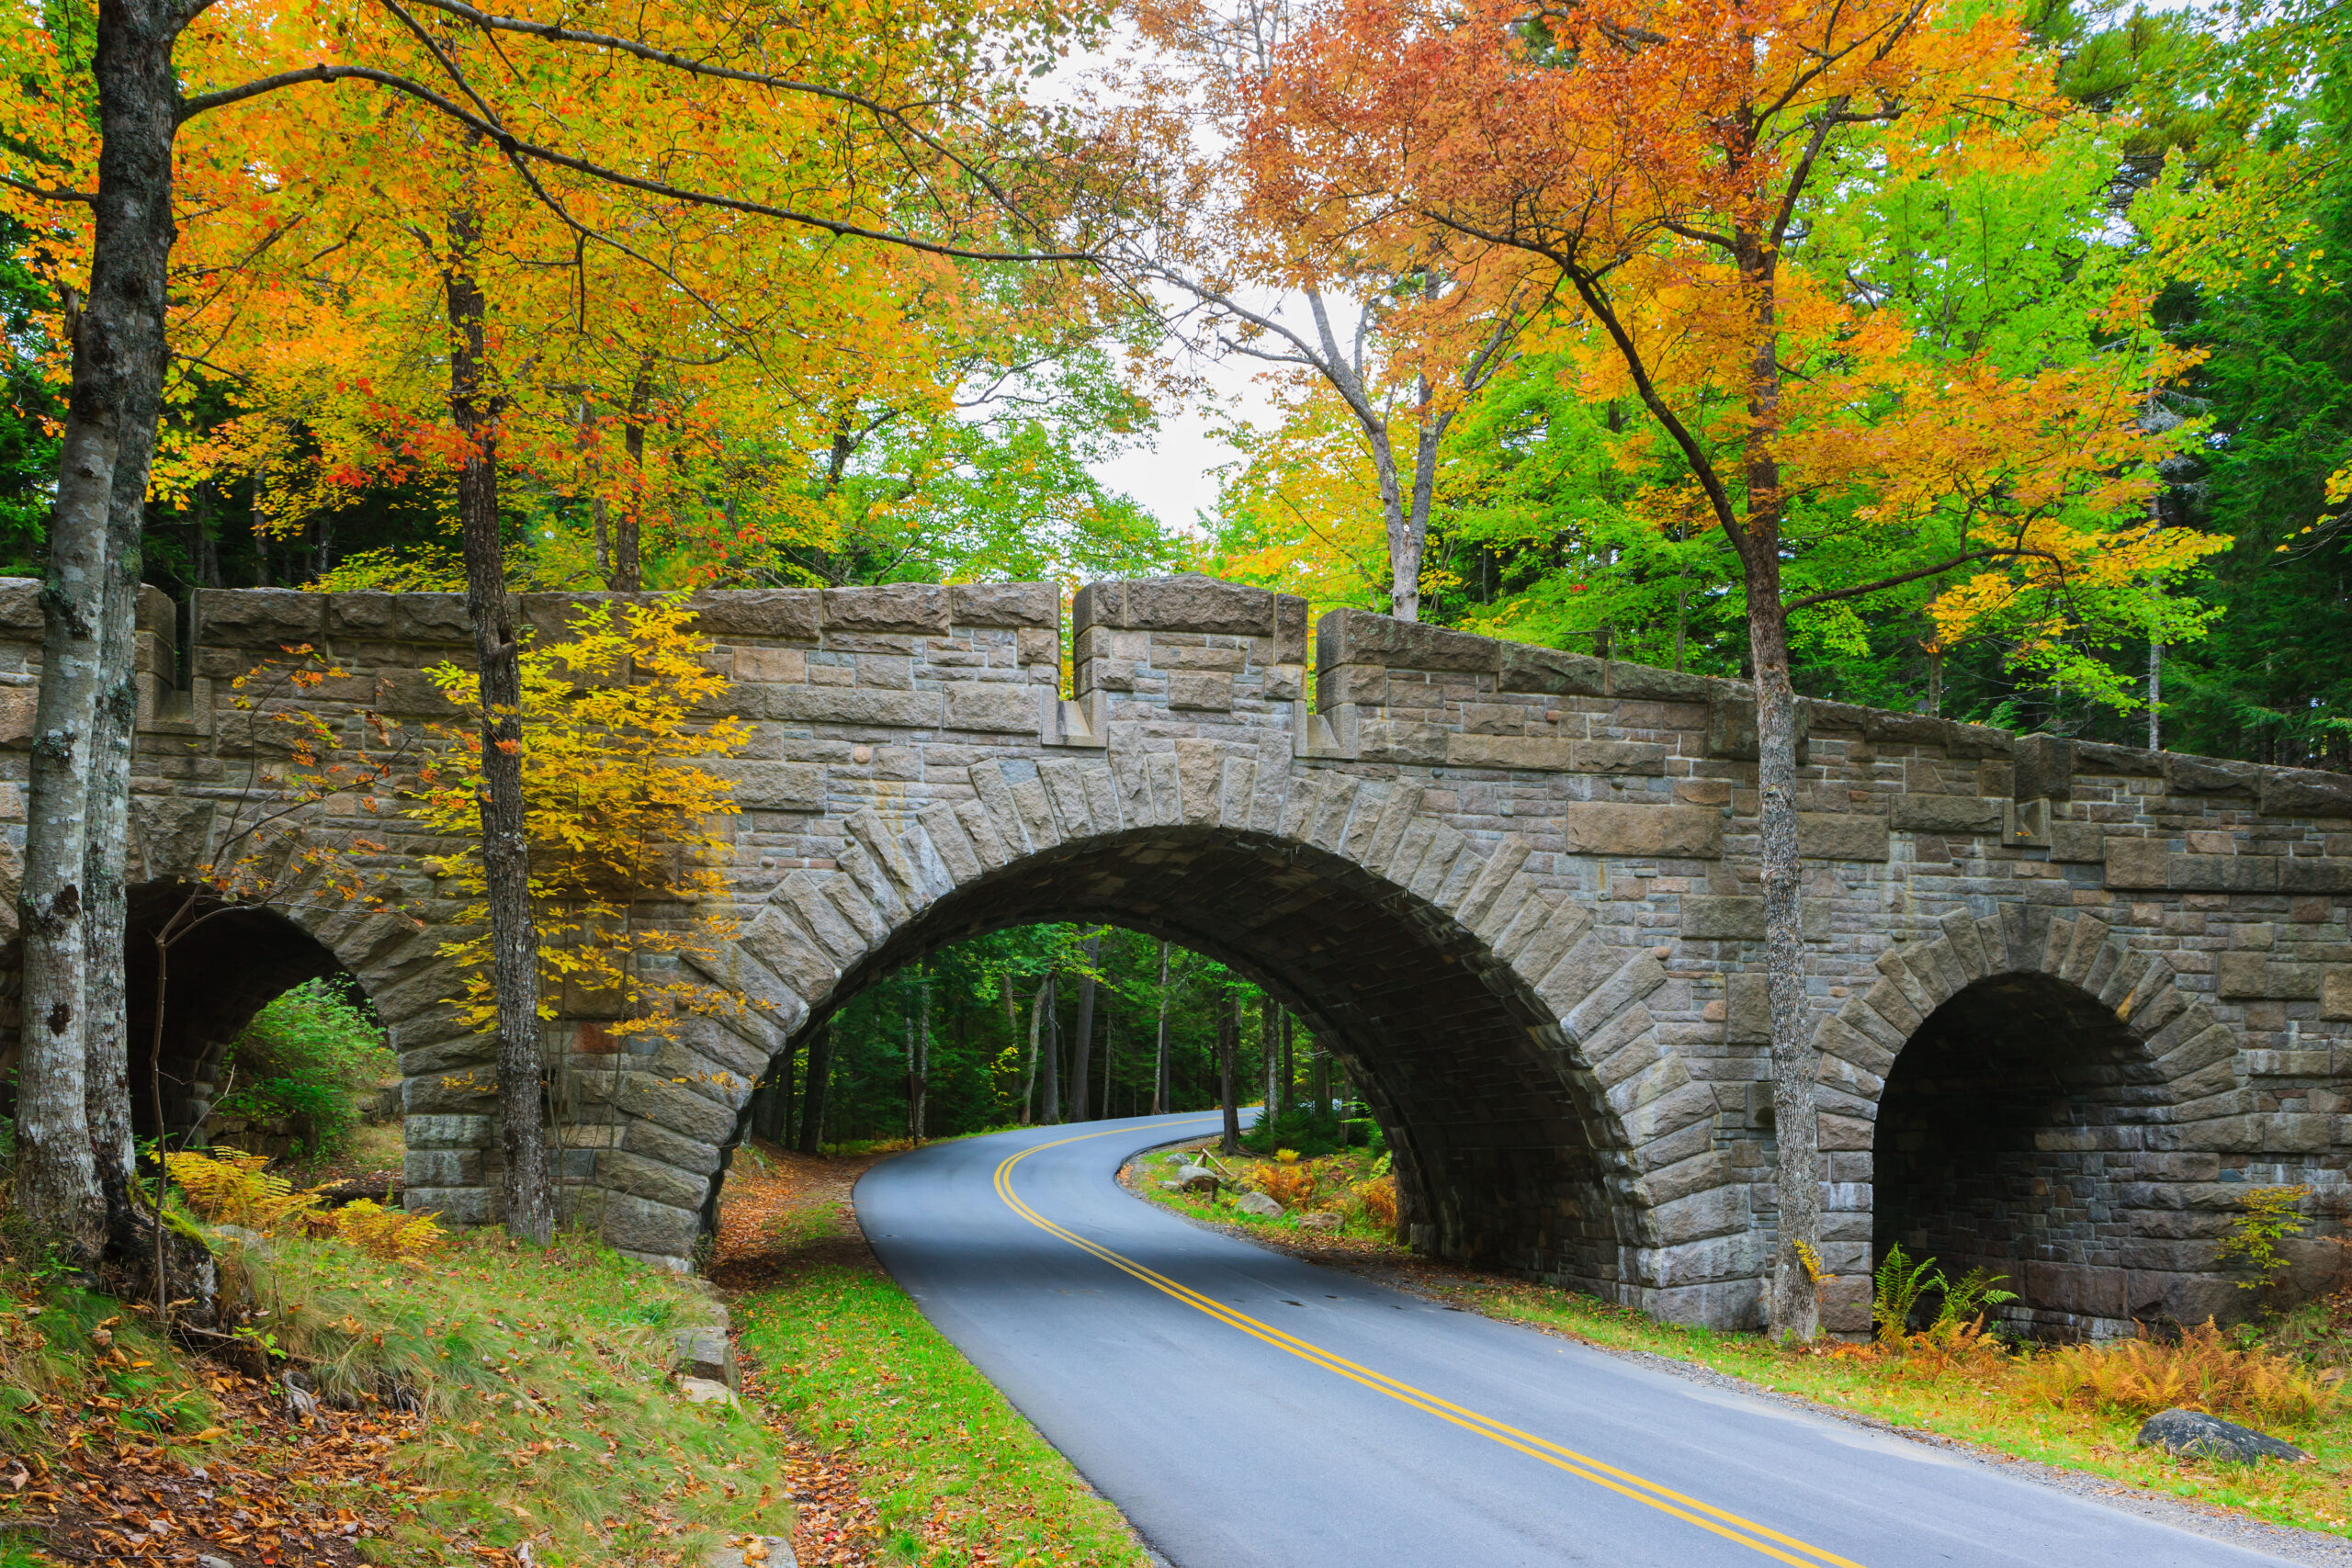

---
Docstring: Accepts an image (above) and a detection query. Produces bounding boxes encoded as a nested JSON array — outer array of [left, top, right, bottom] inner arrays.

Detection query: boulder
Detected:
[[1235, 1191, 1282, 1217], [1176, 1166, 1220, 1194], [707, 1538, 797, 1568], [673, 1324, 739, 1392], [675, 1375, 739, 1407], [1299, 1213, 1341, 1231], [2133, 1408, 2308, 1464]]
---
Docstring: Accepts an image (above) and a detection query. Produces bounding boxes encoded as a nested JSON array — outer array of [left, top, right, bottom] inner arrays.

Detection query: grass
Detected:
[[1126, 1151, 2352, 1541], [240, 1225, 797, 1564], [721, 1144, 1154, 1568], [1127, 1141, 1398, 1247], [0, 1204, 797, 1566]]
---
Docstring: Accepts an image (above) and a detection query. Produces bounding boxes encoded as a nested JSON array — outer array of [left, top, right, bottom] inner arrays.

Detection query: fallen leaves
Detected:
[[0, 1370, 422, 1565]]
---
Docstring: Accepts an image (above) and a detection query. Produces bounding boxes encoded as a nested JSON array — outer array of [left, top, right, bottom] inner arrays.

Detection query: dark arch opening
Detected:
[[1873, 970, 2172, 1337], [125, 882, 349, 1144], [741, 825, 1635, 1294]]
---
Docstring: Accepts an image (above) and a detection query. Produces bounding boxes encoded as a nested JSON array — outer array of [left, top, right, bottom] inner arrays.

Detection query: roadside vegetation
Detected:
[[717, 1142, 1155, 1568], [1130, 1145, 2352, 1540]]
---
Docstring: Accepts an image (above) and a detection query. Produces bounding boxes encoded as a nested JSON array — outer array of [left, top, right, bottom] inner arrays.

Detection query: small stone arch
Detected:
[[594, 747, 1724, 1311], [1813, 908, 2231, 1336]]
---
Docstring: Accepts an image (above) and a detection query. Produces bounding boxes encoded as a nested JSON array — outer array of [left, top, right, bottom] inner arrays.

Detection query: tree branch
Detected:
[[1782, 546, 2065, 613]]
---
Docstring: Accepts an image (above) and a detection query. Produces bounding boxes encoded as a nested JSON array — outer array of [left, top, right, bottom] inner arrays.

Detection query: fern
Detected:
[[164, 1150, 325, 1230], [1871, 1245, 1942, 1346], [1935, 1267, 2018, 1328]]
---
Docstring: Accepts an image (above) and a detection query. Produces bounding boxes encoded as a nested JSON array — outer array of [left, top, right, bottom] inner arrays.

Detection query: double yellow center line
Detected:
[[992, 1122, 1866, 1568]]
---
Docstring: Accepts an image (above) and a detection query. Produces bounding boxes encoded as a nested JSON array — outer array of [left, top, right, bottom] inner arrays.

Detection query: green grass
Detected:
[[731, 1166, 1152, 1568], [220, 1224, 797, 1565]]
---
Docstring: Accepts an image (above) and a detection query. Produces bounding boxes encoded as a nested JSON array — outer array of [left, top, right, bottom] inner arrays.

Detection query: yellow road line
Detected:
[[994, 1122, 1868, 1568]]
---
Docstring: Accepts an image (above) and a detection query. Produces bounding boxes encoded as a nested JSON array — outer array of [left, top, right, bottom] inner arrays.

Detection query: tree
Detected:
[[1122, 0, 1544, 618], [0, 0, 1107, 1246], [1069, 931, 1102, 1122], [409, 600, 754, 1235], [1257, 0, 2207, 1337]]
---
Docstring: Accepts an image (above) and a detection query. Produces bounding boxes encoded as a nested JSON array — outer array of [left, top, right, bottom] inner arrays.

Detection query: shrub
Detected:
[[164, 1150, 443, 1259], [1252, 1161, 1319, 1210], [216, 977, 395, 1159], [1356, 1174, 1399, 1232], [2019, 1319, 2343, 1428], [1243, 1107, 1351, 1158], [2215, 1185, 2311, 1292]]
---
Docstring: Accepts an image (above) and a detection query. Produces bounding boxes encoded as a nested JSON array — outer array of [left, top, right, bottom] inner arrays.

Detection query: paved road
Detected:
[[856, 1111, 2298, 1567]]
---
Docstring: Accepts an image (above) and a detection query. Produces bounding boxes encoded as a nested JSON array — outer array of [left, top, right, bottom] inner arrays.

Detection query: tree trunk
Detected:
[[1261, 995, 1278, 1129], [1069, 933, 1100, 1122], [19, 0, 182, 1255], [612, 359, 652, 592], [907, 966, 929, 1143], [1281, 1009, 1294, 1112], [1216, 990, 1241, 1155], [1039, 973, 1061, 1124], [1734, 215, 1820, 1341], [85, 422, 148, 1231], [1151, 942, 1171, 1115], [2147, 634, 2163, 751], [1019, 975, 1047, 1122], [447, 220, 553, 1247], [1310, 1041, 1329, 1117], [796, 1022, 833, 1155]]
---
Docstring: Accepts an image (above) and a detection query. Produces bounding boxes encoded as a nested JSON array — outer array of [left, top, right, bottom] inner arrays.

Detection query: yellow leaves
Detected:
[[411, 597, 751, 1036]]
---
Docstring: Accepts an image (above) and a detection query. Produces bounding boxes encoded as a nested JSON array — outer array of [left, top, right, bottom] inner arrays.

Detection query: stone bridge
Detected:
[[3, 573, 2348, 1336]]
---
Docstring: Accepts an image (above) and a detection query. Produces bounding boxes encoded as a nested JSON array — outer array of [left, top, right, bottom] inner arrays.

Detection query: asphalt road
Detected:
[[855, 1111, 2298, 1568]]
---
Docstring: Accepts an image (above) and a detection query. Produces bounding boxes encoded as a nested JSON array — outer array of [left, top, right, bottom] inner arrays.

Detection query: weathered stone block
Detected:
[[1079, 575, 1281, 636], [1724, 973, 1770, 1043], [944, 682, 1039, 732], [2162, 752, 2259, 796], [1676, 896, 1829, 942], [707, 760, 822, 811], [768, 686, 944, 728], [597, 1150, 709, 1211], [821, 583, 951, 635], [1891, 794, 2003, 835], [2103, 837, 2167, 888], [1444, 734, 1574, 771], [1168, 671, 1235, 711], [2051, 821, 2105, 863], [1559, 803, 1722, 859], [950, 581, 1057, 627], [1498, 643, 1605, 696], [1317, 606, 1496, 672], [1799, 813, 1889, 862], [600, 1193, 701, 1256], [687, 589, 821, 640]]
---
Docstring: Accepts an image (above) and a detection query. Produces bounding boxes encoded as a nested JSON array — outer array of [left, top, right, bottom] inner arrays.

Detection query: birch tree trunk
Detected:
[[85, 417, 150, 1234], [18, 0, 183, 1254], [1069, 933, 1100, 1122], [446, 221, 553, 1247]]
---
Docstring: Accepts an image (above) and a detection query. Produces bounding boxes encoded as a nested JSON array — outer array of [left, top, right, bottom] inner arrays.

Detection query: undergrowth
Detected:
[[1136, 1142, 1398, 1243], [231, 1225, 796, 1564]]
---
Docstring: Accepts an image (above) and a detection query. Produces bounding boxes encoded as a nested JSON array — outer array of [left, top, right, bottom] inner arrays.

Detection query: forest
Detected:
[[742, 926, 1355, 1150], [0, 1, 2343, 768]]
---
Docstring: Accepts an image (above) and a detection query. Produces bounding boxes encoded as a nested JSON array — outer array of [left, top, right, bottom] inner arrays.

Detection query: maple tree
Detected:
[[1252, 0, 2211, 1337], [1115, 0, 1546, 620]]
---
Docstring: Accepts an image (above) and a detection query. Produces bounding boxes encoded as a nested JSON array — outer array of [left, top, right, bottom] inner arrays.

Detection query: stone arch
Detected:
[[596, 748, 1730, 1314], [1813, 908, 2224, 1336]]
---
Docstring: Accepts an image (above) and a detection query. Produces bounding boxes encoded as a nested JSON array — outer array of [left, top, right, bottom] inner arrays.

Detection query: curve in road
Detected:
[[856, 1112, 2299, 1568]]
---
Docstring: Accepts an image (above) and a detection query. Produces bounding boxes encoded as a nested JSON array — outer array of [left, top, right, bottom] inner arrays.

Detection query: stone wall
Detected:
[[0, 573, 2346, 1335]]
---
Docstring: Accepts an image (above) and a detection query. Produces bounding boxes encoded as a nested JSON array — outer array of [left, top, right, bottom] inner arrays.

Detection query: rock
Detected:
[[1157, 1179, 1182, 1190], [1235, 1191, 1282, 1217], [198, 1556, 237, 1568], [675, 1375, 739, 1406], [209, 1224, 273, 1259], [1299, 1213, 1341, 1231], [2134, 1408, 2309, 1464], [1176, 1166, 1220, 1194], [706, 1536, 798, 1568], [673, 1325, 739, 1392]]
